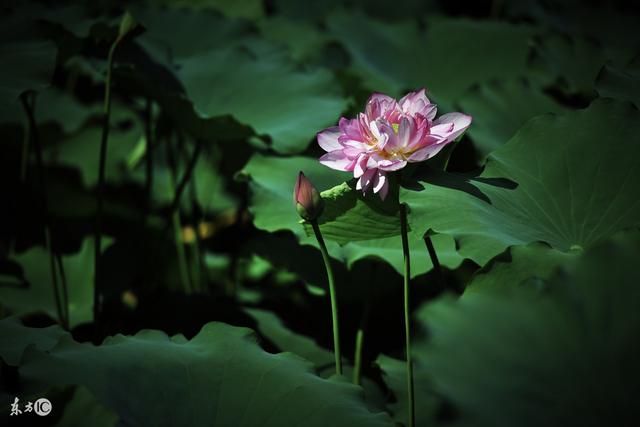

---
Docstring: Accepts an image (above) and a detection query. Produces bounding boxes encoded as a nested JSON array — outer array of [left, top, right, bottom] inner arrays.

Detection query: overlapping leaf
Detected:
[[406, 234, 640, 427], [241, 154, 463, 277], [327, 12, 535, 108], [0, 320, 394, 427], [458, 79, 567, 157], [402, 99, 640, 265]]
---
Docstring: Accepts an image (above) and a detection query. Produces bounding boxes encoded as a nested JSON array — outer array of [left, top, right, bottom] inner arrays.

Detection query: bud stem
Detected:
[[400, 202, 415, 427], [310, 220, 342, 376]]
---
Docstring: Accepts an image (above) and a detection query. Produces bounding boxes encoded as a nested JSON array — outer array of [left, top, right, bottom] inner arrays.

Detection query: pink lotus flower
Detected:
[[317, 89, 472, 200]]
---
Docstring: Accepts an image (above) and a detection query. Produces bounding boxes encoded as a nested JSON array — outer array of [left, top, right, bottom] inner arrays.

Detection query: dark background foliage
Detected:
[[1, 0, 639, 426]]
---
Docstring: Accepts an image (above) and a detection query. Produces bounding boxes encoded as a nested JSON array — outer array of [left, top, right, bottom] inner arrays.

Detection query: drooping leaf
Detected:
[[458, 79, 568, 157], [2, 321, 394, 427], [402, 98, 640, 265]]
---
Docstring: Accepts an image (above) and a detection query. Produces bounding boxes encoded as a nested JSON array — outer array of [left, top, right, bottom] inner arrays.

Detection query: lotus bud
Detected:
[[293, 171, 324, 221]]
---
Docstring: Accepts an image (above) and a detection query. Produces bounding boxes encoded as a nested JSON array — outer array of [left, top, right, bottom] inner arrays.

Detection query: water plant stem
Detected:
[[311, 220, 342, 376], [94, 40, 118, 335], [424, 234, 445, 290], [400, 202, 415, 427], [20, 92, 69, 329]]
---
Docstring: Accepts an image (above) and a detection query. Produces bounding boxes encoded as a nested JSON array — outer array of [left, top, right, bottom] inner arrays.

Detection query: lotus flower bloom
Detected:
[[293, 171, 324, 221], [317, 89, 472, 200]]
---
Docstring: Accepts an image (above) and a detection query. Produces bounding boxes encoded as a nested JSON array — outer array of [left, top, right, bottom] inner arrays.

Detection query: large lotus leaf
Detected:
[[596, 56, 640, 108], [327, 12, 535, 107], [149, 0, 264, 20], [244, 308, 335, 369], [401, 98, 640, 265], [0, 39, 57, 123], [3, 321, 393, 427], [529, 34, 634, 97], [178, 48, 348, 153], [241, 154, 462, 277], [458, 79, 567, 157], [409, 234, 640, 427], [306, 182, 401, 244], [258, 17, 330, 63], [0, 238, 111, 328], [0, 317, 66, 365], [341, 232, 463, 275], [127, 9, 348, 154], [134, 8, 256, 61], [465, 243, 578, 293], [54, 386, 118, 427], [275, 0, 440, 22]]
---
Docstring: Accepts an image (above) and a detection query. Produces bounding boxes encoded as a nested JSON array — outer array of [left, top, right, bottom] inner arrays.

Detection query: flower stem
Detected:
[[311, 220, 342, 376], [94, 41, 117, 339], [20, 92, 69, 330], [400, 203, 415, 427], [424, 234, 445, 290]]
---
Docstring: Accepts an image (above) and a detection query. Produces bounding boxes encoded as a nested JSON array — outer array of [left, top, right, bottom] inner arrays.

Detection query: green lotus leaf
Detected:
[[458, 79, 568, 157], [407, 233, 640, 427], [327, 12, 535, 108], [402, 98, 640, 265], [596, 56, 640, 108], [241, 154, 463, 277], [1, 320, 394, 427], [0, 238, 111, 328]]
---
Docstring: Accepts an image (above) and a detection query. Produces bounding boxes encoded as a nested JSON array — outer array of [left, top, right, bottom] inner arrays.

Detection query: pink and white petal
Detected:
[[407, 141, 449, 162], [375, 156, 407, 171], [353, 153, 371, 178], [372, 170, 388, 199], [399, 88, 433, 118], [339, 117, 365, 142], [317, 126, 342, 152], [433, 112, 472, 142], [366, 93, 398, 121], [319, 150, 355, 171], [429, 122, 455, 138], [356, 168, 377, 193], [424, 103, 438, 121]]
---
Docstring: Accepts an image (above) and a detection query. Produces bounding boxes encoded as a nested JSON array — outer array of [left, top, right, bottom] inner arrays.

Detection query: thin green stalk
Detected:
[[353, 329, 365, 385], [144, 98, 154, 215], [311, 220, 342, 376], [94, 41, 117, 335], [20, 93, 68, 329], [55, 254, 70, 330], [400, 203, 415, 427], [19, 110, 30, 183], [353, 269, 374, 385], [166, 137, 193, 295], [424, 234, 445, 289]]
